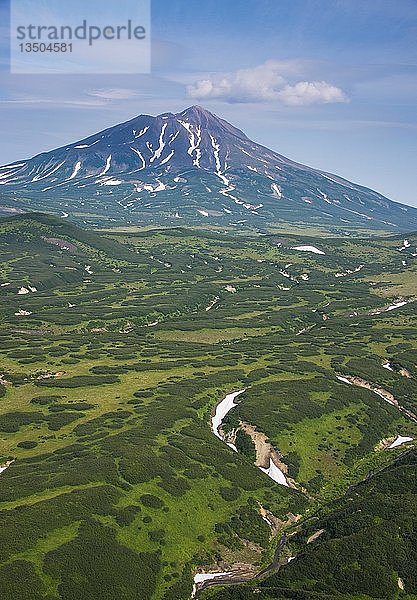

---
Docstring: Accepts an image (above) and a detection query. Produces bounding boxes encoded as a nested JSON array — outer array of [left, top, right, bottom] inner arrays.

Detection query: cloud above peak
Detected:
[[187, 60, 349, 106]]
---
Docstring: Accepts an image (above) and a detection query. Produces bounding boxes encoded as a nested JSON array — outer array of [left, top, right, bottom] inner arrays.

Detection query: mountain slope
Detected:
[[0, 106, 416, 231], [204, 449, 417, 600]]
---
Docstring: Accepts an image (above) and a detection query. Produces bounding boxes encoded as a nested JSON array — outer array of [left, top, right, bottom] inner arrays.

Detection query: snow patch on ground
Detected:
[[32, 160, 66, 182], [178, 121, 202, 167], [388, 435, 413, 449], [205, 296, 220, 312], [398, 239, 411, 252], [133, 126, 149, 138], [159, 150, 175, 166], [0, 459, 14, 475], [335, 265, 364, 278], [192, 572, 233, 598], [371, 299, 414, 315], [101, 179, 122, 186], [131, 147, 146, 169], [259, 457, 289, 487], [382, 362, 394, 372], [74, 139, 100, 149], [211, 390, 246, 440], [210, 135, 229, 185], [337, 376, 353, 385], [291, 245, 325, 255]]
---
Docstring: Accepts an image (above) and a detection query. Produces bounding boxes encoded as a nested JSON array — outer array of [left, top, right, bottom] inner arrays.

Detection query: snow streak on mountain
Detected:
[[0, 106, 415, 230]]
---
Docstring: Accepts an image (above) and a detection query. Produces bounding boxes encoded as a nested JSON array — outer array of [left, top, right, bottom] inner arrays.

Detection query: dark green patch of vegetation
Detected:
[[140, 494, 165, 509], [1, 215, 417, 600]]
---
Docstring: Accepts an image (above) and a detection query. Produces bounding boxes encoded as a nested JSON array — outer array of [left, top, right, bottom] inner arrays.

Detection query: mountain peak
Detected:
[[1, 106, 416, 231], [173, 105, 248, 140], [180, 105, 208, 114], [175, 105, 220, 127], [178, 105, 213, 118]]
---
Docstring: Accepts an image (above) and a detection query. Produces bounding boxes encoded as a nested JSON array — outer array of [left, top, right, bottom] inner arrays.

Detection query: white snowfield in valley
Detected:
[[382, 362, 394, 371], [211, 390, 289, 487], [291, 245, 325, 255], [205, 297, 219, 312], [336, 375, 353, 385], [335, 265, 364, 278], [398, 239, 411, 251], [211, 389, 246, 439], [271, 183, 282, 198], [0, 459, 14, 474], [149, 123, 168, 163], [259, 457, 289, 487], [386, 301, 408, 312], [192, 572, 233, 598], [388, 435, 413, 449], [99, 155, 112, 176], [371, 299, 414, 315], [194, 572, 232, 584]]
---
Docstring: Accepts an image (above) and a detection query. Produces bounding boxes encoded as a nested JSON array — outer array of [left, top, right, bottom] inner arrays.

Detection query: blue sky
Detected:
[[0, 0, 416, 206]]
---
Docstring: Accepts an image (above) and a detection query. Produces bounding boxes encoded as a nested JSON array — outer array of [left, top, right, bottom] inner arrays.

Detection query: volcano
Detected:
[[0, 105, 415, 231]]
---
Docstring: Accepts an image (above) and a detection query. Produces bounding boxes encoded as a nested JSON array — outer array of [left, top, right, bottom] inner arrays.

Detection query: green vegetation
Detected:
[[0, 213, 416, 599], [205, 449, 417, 599]]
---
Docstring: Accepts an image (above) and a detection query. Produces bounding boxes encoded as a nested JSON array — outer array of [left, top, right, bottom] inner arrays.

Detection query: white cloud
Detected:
[[187, 60, 349, 106], [276, 81, 348, 106]]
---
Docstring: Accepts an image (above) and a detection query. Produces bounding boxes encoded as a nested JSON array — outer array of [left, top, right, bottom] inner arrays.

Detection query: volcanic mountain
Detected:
[[0, 105, 416, 231]]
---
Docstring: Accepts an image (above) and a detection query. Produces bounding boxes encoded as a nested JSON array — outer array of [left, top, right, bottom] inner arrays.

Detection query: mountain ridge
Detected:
[[0, 105, 416, 231]]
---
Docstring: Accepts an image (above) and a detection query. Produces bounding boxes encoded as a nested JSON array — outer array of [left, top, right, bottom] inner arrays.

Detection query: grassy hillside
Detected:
[[0, 214, 416, 599], [204, 448, 417, 599]]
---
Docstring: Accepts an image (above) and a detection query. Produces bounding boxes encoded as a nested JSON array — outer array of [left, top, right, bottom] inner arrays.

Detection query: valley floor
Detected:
[[0, 214, 416, 599]]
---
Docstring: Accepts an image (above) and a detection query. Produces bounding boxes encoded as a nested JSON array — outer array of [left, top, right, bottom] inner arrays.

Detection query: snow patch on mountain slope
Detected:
[[271, 183, 282, 199], [99, 155, 112, 176], [68, 161, 82, 180], [150, 123, 168, 163], [100, 178, 123, 186], [178, 120, 202, 167], [159, 150, 175, 166], [133, 126, 149, 138], [131, 147, 146, 169], [210, 135, 229, 185], [169, 131, 180, 145], [32, 161, 66, 182], [74, 139, 100, 149]]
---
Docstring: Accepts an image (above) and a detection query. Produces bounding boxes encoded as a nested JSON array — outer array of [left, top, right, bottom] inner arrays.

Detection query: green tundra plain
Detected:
[[0, 213, 416, 600]]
